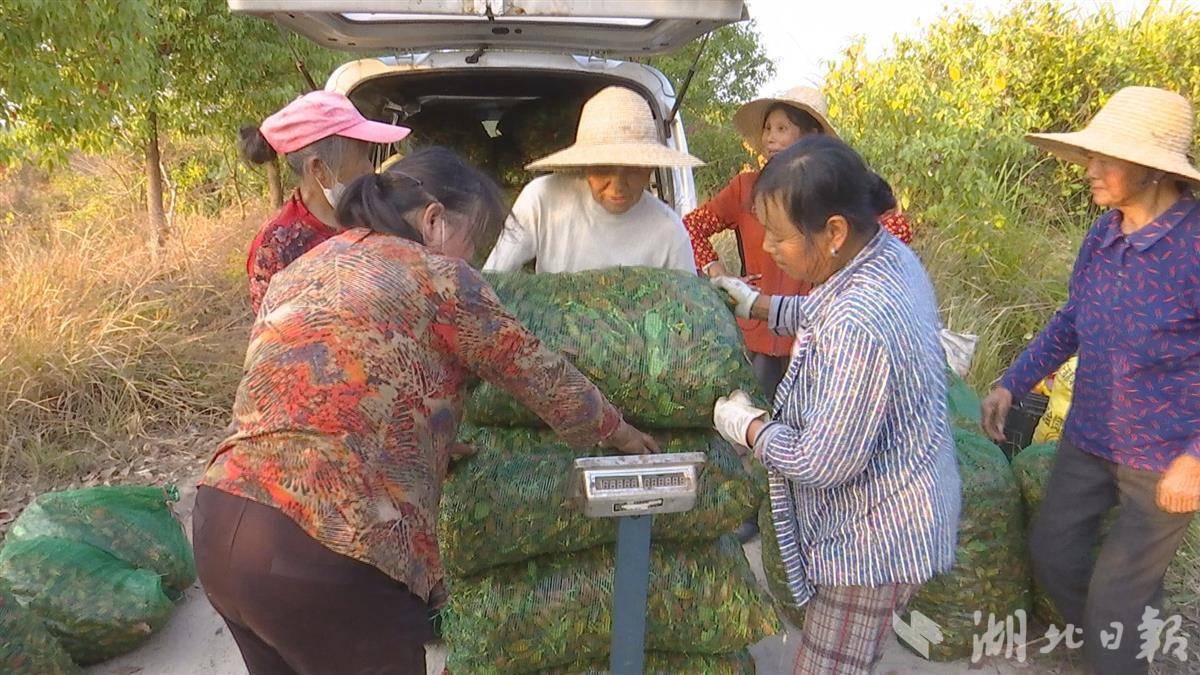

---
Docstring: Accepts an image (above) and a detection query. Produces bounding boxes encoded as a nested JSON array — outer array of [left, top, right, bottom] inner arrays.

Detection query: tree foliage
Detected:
[[0, 0, 341, 242], [0, 0, 337, 161], [648, 22, 775, 199], [824, 0, 1200, 386]]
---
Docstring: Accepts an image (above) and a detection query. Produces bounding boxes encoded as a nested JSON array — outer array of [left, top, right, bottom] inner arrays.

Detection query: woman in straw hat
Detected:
[[483, 86, 699, 274], [982, 86, 1200, 675], [239, 90, 411, 314], [684, 86, 914, 402]]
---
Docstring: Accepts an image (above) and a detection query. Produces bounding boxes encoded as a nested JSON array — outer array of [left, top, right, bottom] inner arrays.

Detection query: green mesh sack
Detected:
[[440, 428, 764, 576], [1011, 442, 1063, 626], [904, 428, 1031, 661], [1012, 443, 1057, 522], [493, 135, 535, 189], [946, 370, 982, 427], [0, 580, 79, 674], [497, 96, 585, 169], [757, 501, 805, 629], [402, 110, 494, 171], [541, 650, 755, 674], [0, 537, 175, 665], [444, 536, 780, 674], [7, 485, 195, 595], [467, 268, 762, 429]]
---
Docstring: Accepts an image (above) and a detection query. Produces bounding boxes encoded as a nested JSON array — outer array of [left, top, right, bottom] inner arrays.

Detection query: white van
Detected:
[[228, 0, 748, 214]]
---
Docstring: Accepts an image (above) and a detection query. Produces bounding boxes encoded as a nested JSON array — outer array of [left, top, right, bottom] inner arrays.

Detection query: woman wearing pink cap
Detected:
[[239, 91, 410, 313]]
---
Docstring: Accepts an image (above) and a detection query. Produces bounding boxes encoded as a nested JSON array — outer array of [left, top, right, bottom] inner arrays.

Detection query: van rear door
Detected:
[[227, 0, 746, 57]]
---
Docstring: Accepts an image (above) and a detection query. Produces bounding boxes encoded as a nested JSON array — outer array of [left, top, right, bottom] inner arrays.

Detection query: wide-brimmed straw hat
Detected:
[[733, 86, 839, 156], [526, 86, 703, 170], [1026, 86, 1200, 185]]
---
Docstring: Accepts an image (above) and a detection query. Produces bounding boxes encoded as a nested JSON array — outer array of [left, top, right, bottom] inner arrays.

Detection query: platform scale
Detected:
[[570, 452, 707, 675]]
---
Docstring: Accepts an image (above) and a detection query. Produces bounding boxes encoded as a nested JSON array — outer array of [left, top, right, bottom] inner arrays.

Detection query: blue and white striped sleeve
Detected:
[[754, 320, 892, 489], [767, 295, 813, 336]]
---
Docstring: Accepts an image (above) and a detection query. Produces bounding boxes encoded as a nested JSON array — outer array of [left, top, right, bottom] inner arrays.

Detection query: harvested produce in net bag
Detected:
[[467, 268, 762, 428], [757, 501, 805, 629], [1015, 443, 1200, 630], [441, 428, 763, 575], [443, 536, 780, 674], [0, 580, 79, 674], [0, 537, 175, 665], [7, 485, 195, 595], [904, 428, 1031, 661], [541, 650, 755, 675], [1012, 443, 1057, 523], [945, 370, 982, 428], [1011, 442, 1064, 626], [498, 96, 586, 168], [402, 110, 494, 170]]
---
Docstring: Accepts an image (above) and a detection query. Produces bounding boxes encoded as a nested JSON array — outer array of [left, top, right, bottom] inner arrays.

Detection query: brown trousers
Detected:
[[193, 486, 436, 675]]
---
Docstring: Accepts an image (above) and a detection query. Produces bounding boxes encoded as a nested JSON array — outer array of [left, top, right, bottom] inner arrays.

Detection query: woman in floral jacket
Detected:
[[194, 149, 657, 675]]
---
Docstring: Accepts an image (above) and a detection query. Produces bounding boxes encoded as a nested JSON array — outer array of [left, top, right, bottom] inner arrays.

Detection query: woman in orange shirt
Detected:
[[685, 87, 913, 400]]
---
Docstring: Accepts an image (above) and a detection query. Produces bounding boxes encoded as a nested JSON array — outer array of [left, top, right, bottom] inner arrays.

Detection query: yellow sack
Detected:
[[1032, 356, 1077, 444]]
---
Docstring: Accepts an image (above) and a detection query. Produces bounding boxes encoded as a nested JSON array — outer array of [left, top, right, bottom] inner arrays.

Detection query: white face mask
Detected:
[[319, 178, 346, 209]]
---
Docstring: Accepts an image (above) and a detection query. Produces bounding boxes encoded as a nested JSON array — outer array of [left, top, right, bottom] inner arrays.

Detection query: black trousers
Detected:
[[1029, 438, 1194, 675], [193, 486, 436, 675]]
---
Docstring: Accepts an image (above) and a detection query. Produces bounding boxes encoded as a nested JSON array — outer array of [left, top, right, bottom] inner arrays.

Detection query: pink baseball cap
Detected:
[[260, 90, 410, 155]]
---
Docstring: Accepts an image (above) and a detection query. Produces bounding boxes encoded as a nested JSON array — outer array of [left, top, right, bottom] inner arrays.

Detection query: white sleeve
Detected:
[[483, 184, 540, 272], [665, 215, 698, 273]]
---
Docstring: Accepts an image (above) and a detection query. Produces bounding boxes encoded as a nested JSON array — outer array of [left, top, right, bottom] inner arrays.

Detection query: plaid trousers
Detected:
[[792, 583, 920, 675]]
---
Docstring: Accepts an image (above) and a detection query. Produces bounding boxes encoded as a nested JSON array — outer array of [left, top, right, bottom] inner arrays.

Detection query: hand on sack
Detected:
[[714, 390, 768, 452], [710, 276, 761, 319], [602, 421, 660, 455], [1157, 454, 1200, 513], [980, 386, 1013, 443]]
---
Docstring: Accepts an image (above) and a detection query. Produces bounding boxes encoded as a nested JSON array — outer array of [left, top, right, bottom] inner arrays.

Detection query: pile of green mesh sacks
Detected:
[[0, 485, 194, 666], [757, 373, 1035, 662], [440, 267, 780, 674]]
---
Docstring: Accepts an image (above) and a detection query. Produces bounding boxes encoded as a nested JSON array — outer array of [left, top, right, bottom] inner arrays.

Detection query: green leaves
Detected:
[[645, 23, 774, 198], [904, 428, 1032, 662], [439, 428, 763, 576], [0, 0, 341, 163], [0, 580, 79, 674], [0, 537, 174, 665], [823, 0, 1200, 389], [467, 268, 763, 429], [443, 536, 780, 674]]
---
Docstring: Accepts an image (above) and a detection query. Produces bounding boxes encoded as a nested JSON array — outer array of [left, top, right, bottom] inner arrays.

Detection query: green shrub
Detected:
[[824, 0, 1200, 389]]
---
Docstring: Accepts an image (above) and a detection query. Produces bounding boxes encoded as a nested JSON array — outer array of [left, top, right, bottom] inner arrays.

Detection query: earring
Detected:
[[830, 248, 838, 256]]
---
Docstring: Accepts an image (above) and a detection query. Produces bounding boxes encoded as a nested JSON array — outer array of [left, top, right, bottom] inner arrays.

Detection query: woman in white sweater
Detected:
[[484, 86, 700, 274]]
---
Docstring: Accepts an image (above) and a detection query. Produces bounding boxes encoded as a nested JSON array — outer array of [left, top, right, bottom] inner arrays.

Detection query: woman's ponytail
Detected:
[[868, 171, 898, 216], [237, 126, 278, 165]]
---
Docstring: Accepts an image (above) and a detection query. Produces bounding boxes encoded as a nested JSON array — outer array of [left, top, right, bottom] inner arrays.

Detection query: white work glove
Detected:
[[710, 276, 760, 319], [714, 390, 769, 451]]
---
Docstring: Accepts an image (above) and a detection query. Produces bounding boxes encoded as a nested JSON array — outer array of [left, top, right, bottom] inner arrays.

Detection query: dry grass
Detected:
[[0, 158, 255, 489]]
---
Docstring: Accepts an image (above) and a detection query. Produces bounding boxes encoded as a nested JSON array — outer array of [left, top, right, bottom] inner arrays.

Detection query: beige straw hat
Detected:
[[1026, 86, 1200, 184], [526, 86, 703, 170], [733, 86, 839, 156]]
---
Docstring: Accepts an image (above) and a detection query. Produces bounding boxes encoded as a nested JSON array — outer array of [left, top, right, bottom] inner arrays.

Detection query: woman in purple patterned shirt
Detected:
[[982, 86, 1200, 675]]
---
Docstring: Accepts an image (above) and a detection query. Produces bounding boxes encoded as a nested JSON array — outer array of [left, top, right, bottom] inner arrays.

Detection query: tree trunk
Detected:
[[266, 160, 284, 208], [144, 110, 169, 253]]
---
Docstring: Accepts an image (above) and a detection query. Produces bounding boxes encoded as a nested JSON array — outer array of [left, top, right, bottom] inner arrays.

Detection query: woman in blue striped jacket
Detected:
[[711, 135, 961, 674]]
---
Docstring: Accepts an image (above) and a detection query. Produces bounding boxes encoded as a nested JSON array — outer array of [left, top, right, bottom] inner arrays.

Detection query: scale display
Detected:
[[571, 452, 705, 518]]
